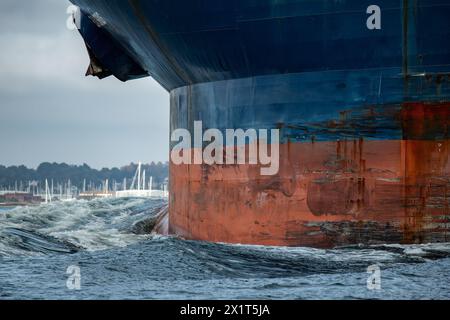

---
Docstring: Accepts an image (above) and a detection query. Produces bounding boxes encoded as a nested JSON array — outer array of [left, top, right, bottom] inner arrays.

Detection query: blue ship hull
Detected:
[[70, 0, 450, 247]]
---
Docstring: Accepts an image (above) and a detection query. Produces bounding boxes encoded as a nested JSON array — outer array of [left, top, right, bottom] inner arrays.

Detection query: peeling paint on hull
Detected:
[[170, 136, 449, 248]]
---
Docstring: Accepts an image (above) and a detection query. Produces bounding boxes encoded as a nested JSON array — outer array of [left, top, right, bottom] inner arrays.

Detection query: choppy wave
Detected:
[[0, 198, 166, 256], [157, 238, 450, 280], [1, 199, 450, 299], [1, 198, 450, 266]]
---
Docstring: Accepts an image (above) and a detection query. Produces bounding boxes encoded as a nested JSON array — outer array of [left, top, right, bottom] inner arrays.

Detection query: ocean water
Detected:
[[0, 198, 449, 300]]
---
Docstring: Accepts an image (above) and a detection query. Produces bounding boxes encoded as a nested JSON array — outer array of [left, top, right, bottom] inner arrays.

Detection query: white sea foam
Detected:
[[0, 197, 165, 256]]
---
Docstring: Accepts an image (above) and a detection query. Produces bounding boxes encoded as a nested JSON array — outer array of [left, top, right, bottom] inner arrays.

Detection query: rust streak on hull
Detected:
[[169, 137, 450, 248]]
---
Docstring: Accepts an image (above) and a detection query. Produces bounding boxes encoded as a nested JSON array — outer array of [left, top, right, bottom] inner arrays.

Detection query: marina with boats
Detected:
[[0, 162, 168, 207]]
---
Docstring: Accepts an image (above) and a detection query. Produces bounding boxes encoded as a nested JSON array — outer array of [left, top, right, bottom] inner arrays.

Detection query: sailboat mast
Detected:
[[142, 170, 146, 191], [137, 162, 141, 191]]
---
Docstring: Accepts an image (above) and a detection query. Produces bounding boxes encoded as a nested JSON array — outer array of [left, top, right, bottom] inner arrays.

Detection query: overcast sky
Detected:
[[0, 0, 170, 169]]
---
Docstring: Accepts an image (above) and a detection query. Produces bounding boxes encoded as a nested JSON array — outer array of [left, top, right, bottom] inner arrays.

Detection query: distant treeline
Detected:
[[0, 162, 169, 190]]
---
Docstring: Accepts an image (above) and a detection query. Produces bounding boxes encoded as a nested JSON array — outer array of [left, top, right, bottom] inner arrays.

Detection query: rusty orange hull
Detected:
[[168, 102, 450, 248], [169, 139, 450, 247]]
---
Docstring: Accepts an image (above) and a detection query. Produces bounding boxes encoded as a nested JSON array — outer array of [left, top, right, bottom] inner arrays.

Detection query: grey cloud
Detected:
[[0, 0, 170, 169], [0, 0, 71, 35]]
